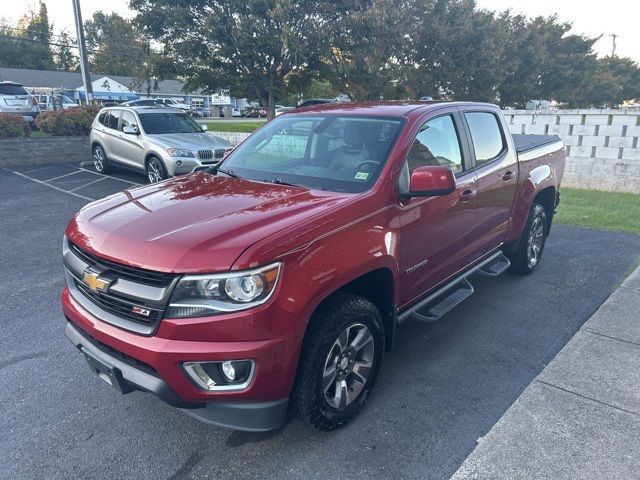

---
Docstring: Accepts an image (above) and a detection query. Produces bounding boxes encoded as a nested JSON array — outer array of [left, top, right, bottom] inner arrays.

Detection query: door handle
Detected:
[[502, 170, 515, 182], [459, 189, 476, 203]]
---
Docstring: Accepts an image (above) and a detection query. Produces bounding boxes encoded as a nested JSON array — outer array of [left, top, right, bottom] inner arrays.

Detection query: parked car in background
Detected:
[[122, 99, 166, 107], [232, 108, 242, 117], [196, 107, 211, 117], [187, 106, 204, 118], [155, 98, 190, 110], [296, 98, 335, 109], [34, 94, 78, 111], [244, 105, 266, 117], [89, 106, 231, 183], [275, 106, 294, 116], [64, 101, 565, 432], [0, 81, 39, 122]]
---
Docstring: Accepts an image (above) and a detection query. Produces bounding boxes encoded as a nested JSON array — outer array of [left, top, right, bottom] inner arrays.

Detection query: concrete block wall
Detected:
[[503, 109, 640, 194]]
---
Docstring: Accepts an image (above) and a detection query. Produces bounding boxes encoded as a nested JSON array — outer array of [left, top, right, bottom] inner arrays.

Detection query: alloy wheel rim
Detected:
[[93, 147, 104, 171], [322, 323, 375, 409], [147, 160, 162, 183], [527, 215, 545, 267]]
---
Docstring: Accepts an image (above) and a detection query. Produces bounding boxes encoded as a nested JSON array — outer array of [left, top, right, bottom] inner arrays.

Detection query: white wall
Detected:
[[504, 109, 640, 194]]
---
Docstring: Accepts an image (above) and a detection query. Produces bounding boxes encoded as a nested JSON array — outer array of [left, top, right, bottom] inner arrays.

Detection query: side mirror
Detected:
[[201, 124, 208, 131], [406, 166, 456, 197], [122, 125, 139, 135]]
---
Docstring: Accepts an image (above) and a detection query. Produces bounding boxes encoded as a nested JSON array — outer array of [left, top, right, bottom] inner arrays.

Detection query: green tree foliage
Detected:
[[0, 1, 56, 70], [130, 0, 325, 118], [53, 30, 78, 72]]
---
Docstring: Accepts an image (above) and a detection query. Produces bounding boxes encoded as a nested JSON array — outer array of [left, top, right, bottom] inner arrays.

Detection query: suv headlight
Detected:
[[166, 148, 195, 157], [166, 262, 281, 318]]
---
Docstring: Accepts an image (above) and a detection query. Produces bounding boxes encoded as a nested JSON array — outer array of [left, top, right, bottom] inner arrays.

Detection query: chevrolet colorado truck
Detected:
[[62, 101, 565, 431]]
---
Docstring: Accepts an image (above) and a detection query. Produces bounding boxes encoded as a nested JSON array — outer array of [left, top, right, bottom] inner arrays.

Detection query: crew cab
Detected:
[[62, 101, 565, 431]]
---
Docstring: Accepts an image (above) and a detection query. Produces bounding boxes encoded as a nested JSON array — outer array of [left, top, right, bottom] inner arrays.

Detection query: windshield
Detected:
[[138, 112, 203, 134], [219, 115, 404, 193]]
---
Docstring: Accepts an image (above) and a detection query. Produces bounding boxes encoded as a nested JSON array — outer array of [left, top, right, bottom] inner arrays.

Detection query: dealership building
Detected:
[[0, 67, 245, 112]]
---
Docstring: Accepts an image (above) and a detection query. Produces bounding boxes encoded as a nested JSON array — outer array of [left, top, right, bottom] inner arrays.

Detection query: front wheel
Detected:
[[146, 156, 168, 183], [506, 203, 548, 275], [294, 293, 384, 431]]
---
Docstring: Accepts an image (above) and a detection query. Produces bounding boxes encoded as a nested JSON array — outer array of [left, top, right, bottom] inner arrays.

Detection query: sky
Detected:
[[3, 0, 639, 62]]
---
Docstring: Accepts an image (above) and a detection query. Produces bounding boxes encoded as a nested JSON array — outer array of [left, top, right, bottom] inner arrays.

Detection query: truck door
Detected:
[[460, 108, 518, 254], [397, 111, 479, 308]]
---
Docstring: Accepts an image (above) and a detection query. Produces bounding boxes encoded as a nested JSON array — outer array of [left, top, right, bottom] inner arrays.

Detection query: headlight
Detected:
[[166, 262, 281, 318], [166, 148, 195, 157]]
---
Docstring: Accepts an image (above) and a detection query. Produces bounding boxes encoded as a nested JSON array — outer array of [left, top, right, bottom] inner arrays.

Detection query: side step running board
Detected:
[[411, 278, 473, 323], [398, 250, 510, 324], [476, 252, 511, 278]]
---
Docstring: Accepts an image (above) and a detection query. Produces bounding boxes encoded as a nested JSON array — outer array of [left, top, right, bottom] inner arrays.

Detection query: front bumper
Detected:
[[65, 321, 288, 431]]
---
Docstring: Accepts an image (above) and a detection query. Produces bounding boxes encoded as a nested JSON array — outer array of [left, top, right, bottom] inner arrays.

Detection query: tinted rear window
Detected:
[[464, 112, 506, 165], [0, 84, 29, 95]]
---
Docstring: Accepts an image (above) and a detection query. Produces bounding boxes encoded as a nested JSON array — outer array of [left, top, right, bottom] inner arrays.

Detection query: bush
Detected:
[[0, 113, 31, 138], [36, 105, 101, 136]]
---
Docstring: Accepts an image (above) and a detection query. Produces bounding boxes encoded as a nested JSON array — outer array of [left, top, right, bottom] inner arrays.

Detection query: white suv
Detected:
[[0, 82, 39, 122], [90, 106, 232, 183], [154, 98, 190, 110]]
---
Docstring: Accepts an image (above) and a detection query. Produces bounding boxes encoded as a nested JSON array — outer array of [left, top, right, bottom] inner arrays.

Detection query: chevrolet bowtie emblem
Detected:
[[82, 268, 111, 293]]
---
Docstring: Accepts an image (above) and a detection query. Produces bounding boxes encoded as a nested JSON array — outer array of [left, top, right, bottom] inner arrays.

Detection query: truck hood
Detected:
[[66, 172, 351, 273]]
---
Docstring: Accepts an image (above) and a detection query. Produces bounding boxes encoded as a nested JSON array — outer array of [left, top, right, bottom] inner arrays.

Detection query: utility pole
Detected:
[[72, 0, 93, 104], [610, 34, 618, 58]]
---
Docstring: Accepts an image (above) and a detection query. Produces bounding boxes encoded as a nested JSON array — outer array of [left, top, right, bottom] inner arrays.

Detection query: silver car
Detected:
[[0, 81, 39, 122], [89, 106, 232, 183]]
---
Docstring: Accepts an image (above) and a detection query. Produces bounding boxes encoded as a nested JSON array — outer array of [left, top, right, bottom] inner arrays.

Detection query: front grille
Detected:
[[75, 279, 163, 327], [198, 149, 225, 161], [69, 242, 176, 287]]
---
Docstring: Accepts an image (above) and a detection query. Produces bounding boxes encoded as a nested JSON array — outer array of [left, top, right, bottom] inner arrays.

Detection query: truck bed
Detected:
[[512, 134, 561, 154]]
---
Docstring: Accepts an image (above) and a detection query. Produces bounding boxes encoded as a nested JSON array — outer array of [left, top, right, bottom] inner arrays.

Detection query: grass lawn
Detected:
[[203, 120, 265, 133], [554, 188, 640, 234]]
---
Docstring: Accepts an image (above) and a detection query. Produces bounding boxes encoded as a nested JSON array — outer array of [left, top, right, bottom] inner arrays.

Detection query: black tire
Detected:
[[92, 144, 113, 173], [505, 203, 548, 275], [293, 293, 384, 431], [146, 156, 168, 183]]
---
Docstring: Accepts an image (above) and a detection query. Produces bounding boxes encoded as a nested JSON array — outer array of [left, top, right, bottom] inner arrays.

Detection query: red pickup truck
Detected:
[[62, 101, 565, 431]]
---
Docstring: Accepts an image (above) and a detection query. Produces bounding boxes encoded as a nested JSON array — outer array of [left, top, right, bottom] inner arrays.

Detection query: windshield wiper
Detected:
[[270, 178, 305, 188], [211, 164, 242, 179]]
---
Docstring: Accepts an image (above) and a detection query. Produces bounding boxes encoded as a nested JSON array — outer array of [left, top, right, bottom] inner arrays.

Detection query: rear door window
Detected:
[[104, 110, 121, 130], [464, 112, 506, 166]]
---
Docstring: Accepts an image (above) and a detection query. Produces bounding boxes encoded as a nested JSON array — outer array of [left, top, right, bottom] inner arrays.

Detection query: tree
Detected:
[[130, 0, 324, 118], [0, 1, 56, 70], [84, 12, 147, 76], [53, 29, 78, 71]]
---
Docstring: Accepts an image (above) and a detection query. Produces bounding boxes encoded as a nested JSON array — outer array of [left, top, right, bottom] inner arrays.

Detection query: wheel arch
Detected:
[[305, 267, 397, 353]]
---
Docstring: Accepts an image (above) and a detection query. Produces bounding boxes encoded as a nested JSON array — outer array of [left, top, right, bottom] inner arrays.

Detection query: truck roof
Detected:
[[293, 100, 497, 117]]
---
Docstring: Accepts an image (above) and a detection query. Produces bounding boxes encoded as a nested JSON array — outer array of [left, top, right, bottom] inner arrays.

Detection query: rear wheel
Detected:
[[294, 293, 384, 431], [506, 203, 548, 275], [146, 156, 167, 183], [92, 144, 112, 173]]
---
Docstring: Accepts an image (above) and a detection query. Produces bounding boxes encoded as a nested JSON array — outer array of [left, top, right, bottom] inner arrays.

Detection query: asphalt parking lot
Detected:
[[1, 164, 640, 480]]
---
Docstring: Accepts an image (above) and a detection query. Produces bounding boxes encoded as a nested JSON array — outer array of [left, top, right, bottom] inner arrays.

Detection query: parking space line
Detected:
[[76, 167, 141, 186], [68, 176, 108, 192], [7, 169, 95, 201], [43, 170, 83, 182]]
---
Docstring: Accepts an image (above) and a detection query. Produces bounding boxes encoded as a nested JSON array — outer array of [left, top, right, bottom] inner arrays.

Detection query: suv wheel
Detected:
[[294, 293, 384, 431], [146, 156, 167, 183], [506, 203, 548, 275], [92, 144, 112, 173]]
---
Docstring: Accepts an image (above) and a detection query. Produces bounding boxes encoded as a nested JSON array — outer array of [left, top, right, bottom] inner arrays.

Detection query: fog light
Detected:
[[176, 160, 183, 166], [221, 361, 236, 381], [182, 360, 255, 391]]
